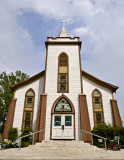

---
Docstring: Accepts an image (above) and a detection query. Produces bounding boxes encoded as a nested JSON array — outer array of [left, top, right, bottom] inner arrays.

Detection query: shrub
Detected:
[[92, 124, 124, 148], [97, 144, 105, 148], [8, 128, 18, 142], [21, 141, 31, 147], [120, 145, 124, 149], [2, 140, 18, 149], [20, 128, 32, 148]]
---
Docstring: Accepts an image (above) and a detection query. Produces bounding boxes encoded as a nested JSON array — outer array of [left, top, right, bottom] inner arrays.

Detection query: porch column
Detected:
[[2, 98, 17, 141], [34, 94, 47, 143], [110, 99, 123, 127], [79, 94, 91, 143]]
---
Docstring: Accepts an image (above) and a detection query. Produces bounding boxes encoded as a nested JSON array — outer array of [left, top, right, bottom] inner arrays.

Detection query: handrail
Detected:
[[18, 129, 45, 149], [81, 130, 107, 150]]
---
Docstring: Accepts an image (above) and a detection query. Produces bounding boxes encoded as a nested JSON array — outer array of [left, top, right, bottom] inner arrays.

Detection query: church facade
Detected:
[[2, 25, 123, 143]]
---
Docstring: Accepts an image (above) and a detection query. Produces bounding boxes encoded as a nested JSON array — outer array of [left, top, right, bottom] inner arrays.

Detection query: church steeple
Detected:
[[58, 20, 70, 37]]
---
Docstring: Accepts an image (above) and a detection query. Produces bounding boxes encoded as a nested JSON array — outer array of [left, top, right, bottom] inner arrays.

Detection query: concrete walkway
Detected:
[[0, 148, 124, 159]]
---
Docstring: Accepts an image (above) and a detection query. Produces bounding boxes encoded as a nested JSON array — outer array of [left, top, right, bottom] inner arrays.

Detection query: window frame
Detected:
[[57, 52, 69, 93], [92, 89, 104, 127], [21, 88, 35, 131]]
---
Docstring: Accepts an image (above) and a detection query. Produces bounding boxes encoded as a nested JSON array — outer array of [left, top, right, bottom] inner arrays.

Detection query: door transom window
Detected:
[[54, 98, 72, 112]]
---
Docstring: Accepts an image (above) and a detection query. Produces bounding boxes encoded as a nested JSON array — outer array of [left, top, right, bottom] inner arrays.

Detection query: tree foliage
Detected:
[[0, 71, 29, 132]]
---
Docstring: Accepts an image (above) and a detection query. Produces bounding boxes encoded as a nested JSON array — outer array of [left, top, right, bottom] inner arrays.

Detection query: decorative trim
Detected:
[[79, 94, 91, 143], [43, 45, 48, 93], [21, 88, 35, 131], [2, 98, 17, 140], [34, 95, 42, 143], [92, 89, 105, 127], [38, 94, 47, 141], [78, 45, 83, 94], [51, 112, 74, 114], [13, 90, 16, 98], [47, 37, 80, 40], [50, 94, 75, 140], [45, 41, 82, 48], [34, 94, 47, 143], [57, 52, 69, 93], [112, 92, 114, 99], [110, 99, 123, 127]]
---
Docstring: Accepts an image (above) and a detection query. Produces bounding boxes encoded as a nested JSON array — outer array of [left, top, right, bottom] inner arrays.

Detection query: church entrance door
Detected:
[[52, 114, 74, 139]]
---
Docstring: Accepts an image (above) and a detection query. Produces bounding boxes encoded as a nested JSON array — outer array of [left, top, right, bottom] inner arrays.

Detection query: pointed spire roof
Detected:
[[58, 20, 70, 37]]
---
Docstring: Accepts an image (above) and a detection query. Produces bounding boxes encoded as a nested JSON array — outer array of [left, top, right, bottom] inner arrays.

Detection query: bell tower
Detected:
[[44, 22, 82, 94]]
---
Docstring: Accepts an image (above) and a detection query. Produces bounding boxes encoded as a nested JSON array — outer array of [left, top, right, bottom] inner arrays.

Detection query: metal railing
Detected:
[[81, 130, 107, 150], [18, 129, 45, 149]]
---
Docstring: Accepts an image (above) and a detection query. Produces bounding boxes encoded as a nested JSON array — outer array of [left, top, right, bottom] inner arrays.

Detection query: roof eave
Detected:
[[82, 70, 119, 93], [9, 70, 45, 91]]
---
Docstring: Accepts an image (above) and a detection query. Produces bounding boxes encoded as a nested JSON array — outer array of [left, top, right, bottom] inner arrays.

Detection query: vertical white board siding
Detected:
[[13, 76, 44, 131], [45, 45, 81, 93], [45, 44, 82, 140], [83, 76, 113, 129]]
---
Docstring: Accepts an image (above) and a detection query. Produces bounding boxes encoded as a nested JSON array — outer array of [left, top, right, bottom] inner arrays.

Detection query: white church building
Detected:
[[2, 24, 123, 143]]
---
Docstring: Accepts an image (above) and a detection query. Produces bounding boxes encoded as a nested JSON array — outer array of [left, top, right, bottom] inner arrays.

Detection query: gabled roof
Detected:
[[82, 70, 119, 92], [9, 70, 118, 92], [58, 26, 70, 37]]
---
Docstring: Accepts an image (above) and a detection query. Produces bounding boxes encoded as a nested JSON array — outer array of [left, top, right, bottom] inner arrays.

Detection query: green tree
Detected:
[[0, 71, 29, 133]]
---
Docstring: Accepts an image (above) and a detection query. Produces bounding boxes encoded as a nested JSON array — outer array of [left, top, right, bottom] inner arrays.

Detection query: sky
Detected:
[[0, 0, 124, 123]]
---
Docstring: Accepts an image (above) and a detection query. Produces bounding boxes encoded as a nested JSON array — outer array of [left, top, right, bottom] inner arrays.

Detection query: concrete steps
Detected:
[[24, 140, 105, 152]]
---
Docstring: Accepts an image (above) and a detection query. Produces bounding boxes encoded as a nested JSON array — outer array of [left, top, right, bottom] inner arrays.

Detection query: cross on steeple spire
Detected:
[[62, 20, 66, 26], [58, 20, 70, 37]]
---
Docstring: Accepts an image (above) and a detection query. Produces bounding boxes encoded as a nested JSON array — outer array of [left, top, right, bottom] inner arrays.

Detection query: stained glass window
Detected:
[[93, 91, 100, 97], [54, 116, 61, 126], [58, 53, 68, 92], [59, 54, 68, 66], [24, 112, 32, 129], [93, 90, 101, 108], [25, 90, 34, 107], [26, 97, 33, 106], [59, 74, 67, 91], [65, 116, 72, 126], [95, 112, 103, 127], [22, 89, 35, 130], [93, 98, 101, 107], [54, 98, 72, 112], [92, 89, 104, 127], [27, 90, 34, 96]]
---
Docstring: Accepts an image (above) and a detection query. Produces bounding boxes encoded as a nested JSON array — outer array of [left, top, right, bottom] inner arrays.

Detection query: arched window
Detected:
[[54, 98, 72, 112], [58, 53, 69, 92], [92, 89, 104, 127], [22, 89, 35, 130]]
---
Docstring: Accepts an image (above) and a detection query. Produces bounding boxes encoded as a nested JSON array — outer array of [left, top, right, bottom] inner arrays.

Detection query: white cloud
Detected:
[[0, 0, 45, 75], [73, 27, 89, 36]]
